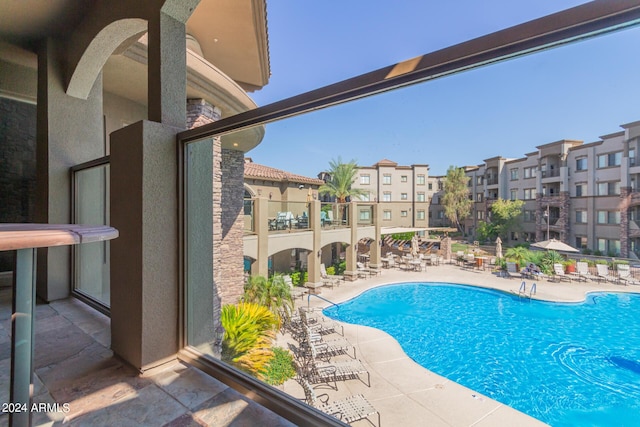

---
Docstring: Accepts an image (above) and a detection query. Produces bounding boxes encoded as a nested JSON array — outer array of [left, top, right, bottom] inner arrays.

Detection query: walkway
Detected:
[[279, 263, 640, 426]]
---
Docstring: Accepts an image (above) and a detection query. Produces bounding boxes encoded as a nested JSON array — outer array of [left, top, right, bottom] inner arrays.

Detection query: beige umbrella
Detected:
[[531, 239, 579, 253], [411, 235, 419, 257], [306, 188, 313, 203], [495, 237, 503, 259]]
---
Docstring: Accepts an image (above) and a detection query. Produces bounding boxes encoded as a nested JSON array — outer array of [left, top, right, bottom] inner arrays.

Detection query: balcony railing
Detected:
[[268, 200, 311, 232], [486, 178, 499, 185], [541, 169, 560, 178], [321, 202, 350, 228]]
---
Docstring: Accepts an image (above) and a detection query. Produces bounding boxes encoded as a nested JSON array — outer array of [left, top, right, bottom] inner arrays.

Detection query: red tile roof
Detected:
[[244, 160, 324, 186]]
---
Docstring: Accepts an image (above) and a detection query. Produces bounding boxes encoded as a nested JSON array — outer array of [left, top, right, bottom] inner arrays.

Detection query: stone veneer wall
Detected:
[[0, 98, 37, 272], [186, 98, 245, 311], [620, 187, 631, 258]]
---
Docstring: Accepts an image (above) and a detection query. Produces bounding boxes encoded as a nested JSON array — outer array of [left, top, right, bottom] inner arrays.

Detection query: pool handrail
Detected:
[[307, 293, 340, 309]]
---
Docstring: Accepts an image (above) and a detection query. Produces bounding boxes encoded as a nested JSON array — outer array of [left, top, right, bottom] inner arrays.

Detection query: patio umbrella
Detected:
[[411, 235, 419, 257], [531, 239, 579, 253], [306, 188, 313, 203], [495, 237, 503, 259]]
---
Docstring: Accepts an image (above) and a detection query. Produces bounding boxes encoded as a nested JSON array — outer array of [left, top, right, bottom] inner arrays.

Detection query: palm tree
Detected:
[[242, 274, 294, 327], [504, 246, 530, 266], [319, 157, 366, 203], [221, 302, 278, 379]]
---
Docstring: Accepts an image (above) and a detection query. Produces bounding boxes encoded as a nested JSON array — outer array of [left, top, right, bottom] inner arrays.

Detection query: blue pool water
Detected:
[[322, 283, 640, 426]]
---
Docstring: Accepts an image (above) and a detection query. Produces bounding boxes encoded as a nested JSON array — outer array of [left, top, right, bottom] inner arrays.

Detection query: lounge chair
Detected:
[[550, 263, 572, 282], [596, 263, 617, 283], [298, 378, 380, 427], [575, 262, 595, 282], [299, 308, 344, 336], [505, 262, 522, 279], [284, 275, 307, 300], [320, 263, 344, 284], [294, 354, 370, 390], [616, 264, 639, 286]]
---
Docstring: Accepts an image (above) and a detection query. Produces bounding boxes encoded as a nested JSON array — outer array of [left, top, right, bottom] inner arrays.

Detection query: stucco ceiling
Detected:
[[0, 0, 270, 90]]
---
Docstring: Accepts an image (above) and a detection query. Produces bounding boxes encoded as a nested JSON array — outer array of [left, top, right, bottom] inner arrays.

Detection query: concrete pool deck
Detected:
[[279, 263, 640, 426]]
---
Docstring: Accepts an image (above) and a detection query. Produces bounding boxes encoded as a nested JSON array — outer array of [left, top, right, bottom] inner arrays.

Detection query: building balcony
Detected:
[[0, 290, 291, 426], [486, 178, 499, 186]]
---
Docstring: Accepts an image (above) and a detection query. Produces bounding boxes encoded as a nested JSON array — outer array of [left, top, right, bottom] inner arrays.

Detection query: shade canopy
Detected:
[[531, 239, 579, 253]]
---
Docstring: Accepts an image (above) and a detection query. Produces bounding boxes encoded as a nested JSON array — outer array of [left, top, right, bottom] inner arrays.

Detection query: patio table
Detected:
[[0, 224, 118, 427]]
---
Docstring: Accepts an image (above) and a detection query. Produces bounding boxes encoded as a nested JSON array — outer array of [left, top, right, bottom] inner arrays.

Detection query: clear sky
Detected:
[[246, 1, 640, 178]]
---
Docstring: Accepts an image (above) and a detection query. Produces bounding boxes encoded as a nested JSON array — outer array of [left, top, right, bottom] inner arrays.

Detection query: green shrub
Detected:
[[290, 271, 301, 285], [326, 266, 336, 275], [593, 250, 603, 256], [335, 261, 346, 274], [263, 347, 296, 386], [581, 248, 593, 255], [595, 259, 608, 265]]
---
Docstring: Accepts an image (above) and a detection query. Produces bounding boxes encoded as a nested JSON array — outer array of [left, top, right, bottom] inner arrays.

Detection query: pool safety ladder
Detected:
[[518, 281, 537, 299]]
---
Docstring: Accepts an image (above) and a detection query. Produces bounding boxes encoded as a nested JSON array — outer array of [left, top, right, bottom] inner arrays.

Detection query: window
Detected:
[[510, 189, 517, 200], [477, 210, 485, 220], [597, 211, 620, 224], [523, 166, 536, 179], [383, 210, 392, 220], [359, 192, 370, 201], [523, 188, 535, 200], [382, 192, 391, 202], [575, 183, 585, 197], [437, 211, 444, 219], [417, 175, 425, 185], [427, 182, 432, 190], [575, 210, 587, 223], [382, 174, 391, 184], [576, 236, 587, 249], [510, 168, 519, 180], [416, 192, 426, 202], [401, 175, 407, 183], [597, 152, 621, 168], [416, 210, 425, 220], [523, 210, 534, 222], [597, 238, 620, 256], [476, 176, 483, 185], [401, 192, 408, 200], [359, 210, 371, 221], [401, 210, 408, 217], [576, 157, 587, 171], [360, 174, 370, 184], [476, 193, 483, 202], [597, 181, 620, 196], [438, 182, 443, 191], [630, 148, 636, 166]]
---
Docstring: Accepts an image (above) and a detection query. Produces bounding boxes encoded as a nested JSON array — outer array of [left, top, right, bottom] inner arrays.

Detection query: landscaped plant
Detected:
[[540, 250, 563, 274], [220, 302, 277, 379], [242, 274, 294, 327], [504, 246, 530, 266], [326, 265, 336, 275], [263, 346, 296, 386]]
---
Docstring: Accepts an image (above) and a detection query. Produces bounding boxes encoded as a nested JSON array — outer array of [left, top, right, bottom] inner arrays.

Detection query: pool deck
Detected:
[[280, 263, 640, 427]]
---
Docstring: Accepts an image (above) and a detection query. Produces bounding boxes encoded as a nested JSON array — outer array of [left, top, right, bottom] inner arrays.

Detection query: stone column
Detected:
[[621, 187, 631, 258]]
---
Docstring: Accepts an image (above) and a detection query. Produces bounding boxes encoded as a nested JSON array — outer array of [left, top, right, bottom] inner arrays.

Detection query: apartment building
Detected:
[[352, 159, 431, 229], [458, 120, 640, 258]]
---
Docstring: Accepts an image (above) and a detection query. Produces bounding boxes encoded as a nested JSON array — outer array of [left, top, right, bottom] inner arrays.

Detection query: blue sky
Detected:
[[246, 1, 640, 178]]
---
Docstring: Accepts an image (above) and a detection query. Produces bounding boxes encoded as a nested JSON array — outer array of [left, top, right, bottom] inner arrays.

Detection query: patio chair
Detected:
[[299, 308, 344, 336], [356, 262, 371, 278], [505, 262, 522, 279], [616, 264, 639, 286], [284, 275, 308, 300], [596, 263, 617, 283], [320, 263, 344, 284], [575, 262, 595, 282], [550, 263, 572, 282], [298, 378, 381, 427], [300, 328, 357, 360]]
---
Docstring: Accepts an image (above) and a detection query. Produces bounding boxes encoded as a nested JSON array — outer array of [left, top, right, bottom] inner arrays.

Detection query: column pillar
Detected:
[[253, 197, 269, 277], [307, 200, 322, 286]]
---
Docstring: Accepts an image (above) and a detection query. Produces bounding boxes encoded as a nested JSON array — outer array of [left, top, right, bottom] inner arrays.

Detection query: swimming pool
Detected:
[[322, 283, 640, 427]]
